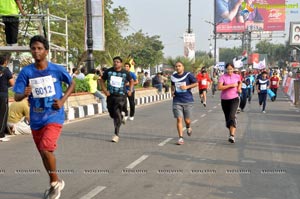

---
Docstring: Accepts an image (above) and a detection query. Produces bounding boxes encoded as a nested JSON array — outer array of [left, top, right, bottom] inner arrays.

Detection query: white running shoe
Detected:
[[0, 137, 10, 142], [112, 135, 119, 143], [129, 117, 134, 121], [177, 138, 184, 145], [186, 127, 192, 136], [228, 135, 235, 143], [44, 179, 65, 199], [121, 112, 126, 124]]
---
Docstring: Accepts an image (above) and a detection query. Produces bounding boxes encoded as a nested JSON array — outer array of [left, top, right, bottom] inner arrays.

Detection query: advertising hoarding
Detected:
[[85, 0, 105, 51], [215, 0, 286, 33], [289, 22, 300, 45], [183, 33, 196, 61]]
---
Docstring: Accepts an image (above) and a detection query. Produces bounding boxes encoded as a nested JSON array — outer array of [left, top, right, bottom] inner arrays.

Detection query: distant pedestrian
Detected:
[[171, 61, 198, 145], [197, 69, 211, 107], [13, 35, 75, 199], [0, 53, 15, 142], [0, 0, 26, 45], [218, 63, 242, 143], [99, 56, 133, 143], [85, 68, 108, 113], [7, 97, 31, 135], [211, 72, 219, 97], [269, 71, 280, 101], [123, 62, 138, 121], [256, 71, 269, 113]]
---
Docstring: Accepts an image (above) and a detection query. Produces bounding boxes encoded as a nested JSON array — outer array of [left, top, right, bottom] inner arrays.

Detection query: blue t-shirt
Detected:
[[102, 67, 132, 95], [125, 71, 137, 92], [171, 72, 197, 104], [13, 62, 72, 130]]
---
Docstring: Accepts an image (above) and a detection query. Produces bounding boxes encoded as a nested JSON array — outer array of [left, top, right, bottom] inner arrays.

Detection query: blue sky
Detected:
[[112, 0, 300, 58]]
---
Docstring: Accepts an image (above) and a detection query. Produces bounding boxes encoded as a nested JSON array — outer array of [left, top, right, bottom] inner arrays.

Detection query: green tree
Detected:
[[219, 47, 243, 64], [124, 31, 164, 69]]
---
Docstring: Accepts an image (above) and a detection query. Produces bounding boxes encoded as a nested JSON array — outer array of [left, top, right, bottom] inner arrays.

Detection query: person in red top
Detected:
[[197, 69, 211, 107], [269, 71, 280, 101]]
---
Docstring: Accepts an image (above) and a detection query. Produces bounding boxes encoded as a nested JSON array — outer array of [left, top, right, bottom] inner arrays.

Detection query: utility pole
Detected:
[[188, 0, 192, 33], [86, 0, 94, 73], [213, 0, 217, 66]]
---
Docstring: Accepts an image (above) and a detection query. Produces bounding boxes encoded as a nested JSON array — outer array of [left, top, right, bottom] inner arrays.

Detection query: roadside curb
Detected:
[[64, 92, 172, 121]]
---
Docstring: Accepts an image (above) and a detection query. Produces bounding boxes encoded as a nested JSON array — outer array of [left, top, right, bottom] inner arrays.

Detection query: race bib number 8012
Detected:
[[29, 75, 56, 98]]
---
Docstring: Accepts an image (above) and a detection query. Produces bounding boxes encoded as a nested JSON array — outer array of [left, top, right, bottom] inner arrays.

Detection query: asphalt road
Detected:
[[1, 89, 300, 199]]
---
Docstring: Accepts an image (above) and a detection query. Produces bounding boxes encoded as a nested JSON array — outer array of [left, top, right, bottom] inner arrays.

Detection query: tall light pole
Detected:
[[86, 0, 94, 73], [188, 0, 192, 33], [213, 0, 217, 67]]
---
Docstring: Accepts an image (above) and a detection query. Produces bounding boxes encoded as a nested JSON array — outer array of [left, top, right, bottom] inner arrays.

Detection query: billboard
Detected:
[[183, 33, 195, 61], [289, 22, 300, 45], [85, 0, 105, 51], [215, 0, 286, 33]]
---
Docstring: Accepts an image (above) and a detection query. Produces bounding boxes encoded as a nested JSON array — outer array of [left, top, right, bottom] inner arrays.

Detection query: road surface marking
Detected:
[[79, 186, 106, 199], [208, 110, 212, 113], [158, 138, 173, 146], [241, 160, 256, 163], [191, 119, 198, 124], [213, 106, 217, 109], [126, 155, 149, 169], [201, 114, 206, 118]]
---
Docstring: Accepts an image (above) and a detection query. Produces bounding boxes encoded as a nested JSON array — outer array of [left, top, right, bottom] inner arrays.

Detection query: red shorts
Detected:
[[32, 123, 62, 152]]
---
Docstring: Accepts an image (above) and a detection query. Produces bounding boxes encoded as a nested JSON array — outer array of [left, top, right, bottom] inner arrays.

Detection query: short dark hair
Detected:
[[124, 62, 131, 67], [30, 35, 49, 50], [261, 71, 268, 75], [113, 56, 122, 63], [0, 53, 11, 65], [225, 63, 234, 69]]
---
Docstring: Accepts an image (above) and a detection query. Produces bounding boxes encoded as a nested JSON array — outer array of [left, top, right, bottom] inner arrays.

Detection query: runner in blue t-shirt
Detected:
[[13, 35, 75, 199], [123, 62, 138, 121], [171, 61, 198, 145]]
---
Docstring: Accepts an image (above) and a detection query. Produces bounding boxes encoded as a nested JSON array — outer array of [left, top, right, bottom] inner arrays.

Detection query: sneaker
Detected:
[[203, 102, 206, 107], [121, 112, 126, 125], [129, 117, 134, 121], [0, 137, 10, 142], [44, 179, 65, 199], [112, 135, 119, 143], [237, 108, 241, 114], [186, 127, 192, 136], [177, 138, 184, 145], [228, 136, 235, 143], [200, 99, 203, 104], [262, 110, 266, 114]]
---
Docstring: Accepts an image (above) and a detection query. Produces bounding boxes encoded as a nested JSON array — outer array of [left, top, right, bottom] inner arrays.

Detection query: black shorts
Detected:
[[199, 89, 208, 95]]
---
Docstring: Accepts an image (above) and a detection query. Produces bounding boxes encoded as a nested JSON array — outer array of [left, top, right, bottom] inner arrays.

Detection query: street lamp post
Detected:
[[86, 0, 94, 73], [213, 0, 217, 67]]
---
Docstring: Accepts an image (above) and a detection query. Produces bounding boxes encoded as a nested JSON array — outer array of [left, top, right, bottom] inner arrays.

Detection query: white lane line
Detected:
[[213, 106, 217, 109], [201, 114, 206, 118], [191, 119, 198, 124], [158, 138, 173, 146], [208, 110, 212, 113], [79, 186, 106, 199], [126, 155, 149, 169], [241, 160, 256, 163]]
